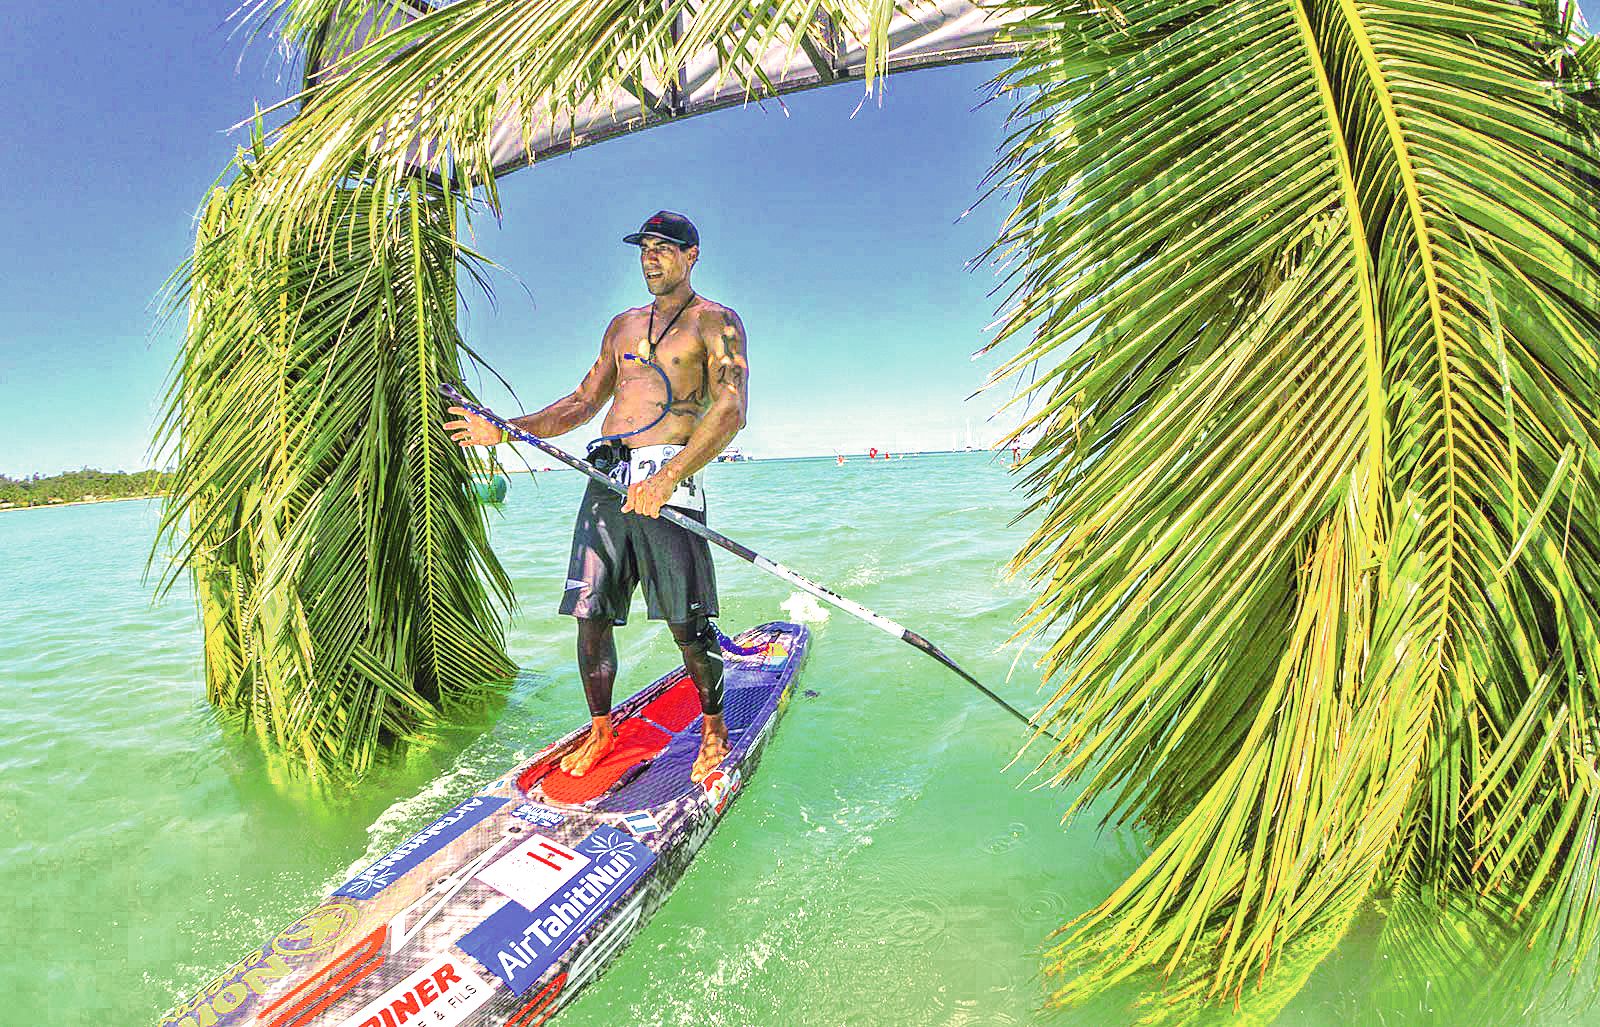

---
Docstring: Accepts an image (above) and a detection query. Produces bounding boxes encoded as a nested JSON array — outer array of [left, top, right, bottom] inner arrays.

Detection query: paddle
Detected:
[[439, 383, 1042, 733]]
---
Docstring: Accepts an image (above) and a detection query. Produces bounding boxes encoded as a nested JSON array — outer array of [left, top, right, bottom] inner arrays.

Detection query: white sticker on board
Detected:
[[335, 954, 494, 1027], [475, 834, 591, 911]]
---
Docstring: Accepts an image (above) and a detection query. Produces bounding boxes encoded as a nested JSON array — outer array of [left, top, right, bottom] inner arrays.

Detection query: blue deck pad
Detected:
[[598, 675, 785, 812], [456, 826, 655, 995]]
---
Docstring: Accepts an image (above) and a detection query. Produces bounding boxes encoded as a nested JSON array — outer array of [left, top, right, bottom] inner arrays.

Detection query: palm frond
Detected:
[[983, 0, 1600, 1018], [233, 0, 906, 255], [154, 154, 513, 781]]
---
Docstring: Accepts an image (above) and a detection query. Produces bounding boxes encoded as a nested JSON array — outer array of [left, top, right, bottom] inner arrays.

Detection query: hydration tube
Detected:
[[441, 383, 1055, 741], [712, 624, 766, 657], [590, 354, 672, 447], [591, 294, 694, 448]]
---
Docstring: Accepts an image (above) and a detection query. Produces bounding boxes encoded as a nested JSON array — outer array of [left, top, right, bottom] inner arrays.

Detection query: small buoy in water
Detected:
[[470, 473, 510, 503], [781, 592, 829, 624]]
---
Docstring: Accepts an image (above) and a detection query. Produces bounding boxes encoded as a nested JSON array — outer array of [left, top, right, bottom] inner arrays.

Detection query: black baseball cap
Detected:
[[623, 210, 699, 248]]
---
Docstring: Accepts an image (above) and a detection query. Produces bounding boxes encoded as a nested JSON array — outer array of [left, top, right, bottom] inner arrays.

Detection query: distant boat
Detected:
[[716, 448, 753, 463], [470, 472, 509, 503]]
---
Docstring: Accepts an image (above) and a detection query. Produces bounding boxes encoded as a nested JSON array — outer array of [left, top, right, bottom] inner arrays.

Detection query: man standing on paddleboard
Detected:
[[445, 211, 749, 784]]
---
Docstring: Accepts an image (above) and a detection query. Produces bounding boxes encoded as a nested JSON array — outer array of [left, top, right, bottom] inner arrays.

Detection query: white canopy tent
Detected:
[[309, 1, 1026, 178]]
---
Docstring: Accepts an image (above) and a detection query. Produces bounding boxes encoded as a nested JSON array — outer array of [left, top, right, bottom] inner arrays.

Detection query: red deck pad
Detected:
[[637, 675, 703, 732], [540, 719, 673, 804]]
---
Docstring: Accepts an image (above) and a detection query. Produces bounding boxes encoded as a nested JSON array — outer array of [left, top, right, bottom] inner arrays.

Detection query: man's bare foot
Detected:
[[560, 717, 615, 777], [690, 713, 730, 783]]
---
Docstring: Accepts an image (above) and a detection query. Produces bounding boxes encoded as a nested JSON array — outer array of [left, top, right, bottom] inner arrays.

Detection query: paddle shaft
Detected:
[[440, 384, 1037, 731]]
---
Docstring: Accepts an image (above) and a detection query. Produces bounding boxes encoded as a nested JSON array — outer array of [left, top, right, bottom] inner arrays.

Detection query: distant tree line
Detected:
[[0, 469, 172, 509]]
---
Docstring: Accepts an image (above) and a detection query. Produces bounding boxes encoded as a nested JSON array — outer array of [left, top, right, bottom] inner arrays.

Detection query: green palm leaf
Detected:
[[237, 0, 906, 252], [154, 150, 513, 781], [982, 0, 1600, 1019]]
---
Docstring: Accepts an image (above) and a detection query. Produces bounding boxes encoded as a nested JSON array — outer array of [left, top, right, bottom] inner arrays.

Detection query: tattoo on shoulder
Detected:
[[717, 325, 743, 359], [716, 365, 745, 388]]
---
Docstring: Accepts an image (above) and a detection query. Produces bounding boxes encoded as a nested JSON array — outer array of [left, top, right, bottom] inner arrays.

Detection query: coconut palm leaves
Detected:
[[983, 0, 1600, 1020], [236, 0, 906, 253], [155, 149, 514, 781]]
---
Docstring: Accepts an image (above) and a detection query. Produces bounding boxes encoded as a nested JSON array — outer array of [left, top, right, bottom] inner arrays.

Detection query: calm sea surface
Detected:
[[0, 454, 1585, 1026]]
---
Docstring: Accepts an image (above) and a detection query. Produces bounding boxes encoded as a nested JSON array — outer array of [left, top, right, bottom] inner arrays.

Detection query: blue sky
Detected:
[[457, 62, 1018, 462], [1, 4, 1593, 474], [0, 7, 1020, 475]]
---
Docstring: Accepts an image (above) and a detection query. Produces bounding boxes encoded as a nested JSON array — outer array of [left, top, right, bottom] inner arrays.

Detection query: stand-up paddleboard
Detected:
[[163, 621, 807, 1027]]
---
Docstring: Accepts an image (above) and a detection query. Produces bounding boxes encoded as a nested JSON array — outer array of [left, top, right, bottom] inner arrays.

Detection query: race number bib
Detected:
[[606, 444, 706, 512]]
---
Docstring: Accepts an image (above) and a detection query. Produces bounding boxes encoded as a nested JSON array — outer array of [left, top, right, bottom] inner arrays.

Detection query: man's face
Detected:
[[639, 237, 697, 295]]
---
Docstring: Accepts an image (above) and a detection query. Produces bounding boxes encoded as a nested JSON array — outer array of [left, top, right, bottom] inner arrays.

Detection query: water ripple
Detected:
[[3, 456, 1150, 1027]]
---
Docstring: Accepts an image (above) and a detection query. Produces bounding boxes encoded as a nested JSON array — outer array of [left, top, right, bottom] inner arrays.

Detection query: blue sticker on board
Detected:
[[510, 802, 567, 828], [334, 795, 508, 898], [619, 810, 661, 837], [456, 826, 655, 994]]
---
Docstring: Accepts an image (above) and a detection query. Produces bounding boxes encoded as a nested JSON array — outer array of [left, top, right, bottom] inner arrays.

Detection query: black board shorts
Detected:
[[559, 479, 719, 626]]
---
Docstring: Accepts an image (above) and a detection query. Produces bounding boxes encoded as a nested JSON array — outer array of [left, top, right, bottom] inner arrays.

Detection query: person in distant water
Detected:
[[444, 211, 750, 784]]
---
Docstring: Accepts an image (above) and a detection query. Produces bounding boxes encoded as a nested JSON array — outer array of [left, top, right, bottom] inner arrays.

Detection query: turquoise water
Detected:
[[0, 454, 1584, 1026]]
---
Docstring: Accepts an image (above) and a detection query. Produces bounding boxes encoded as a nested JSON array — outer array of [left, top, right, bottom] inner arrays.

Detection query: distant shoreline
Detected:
[[3, 450, 1015, 505], [0, 494, 161, 514], [497, 449, 1008, 472]]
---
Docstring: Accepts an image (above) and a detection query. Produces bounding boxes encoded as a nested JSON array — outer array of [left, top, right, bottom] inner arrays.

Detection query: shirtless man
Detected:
[[445, 211, 749, 783]]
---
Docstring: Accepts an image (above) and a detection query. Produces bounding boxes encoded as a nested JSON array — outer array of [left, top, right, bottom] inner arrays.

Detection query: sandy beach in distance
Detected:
[[0, 494, 162, 513]]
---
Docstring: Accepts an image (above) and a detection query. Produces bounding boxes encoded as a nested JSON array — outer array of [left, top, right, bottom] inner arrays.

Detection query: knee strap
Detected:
[[668, 616, 720, 653], [669, 617, 725, 716]]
